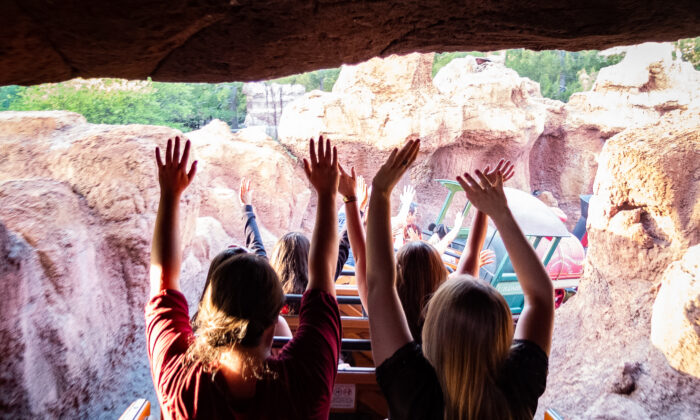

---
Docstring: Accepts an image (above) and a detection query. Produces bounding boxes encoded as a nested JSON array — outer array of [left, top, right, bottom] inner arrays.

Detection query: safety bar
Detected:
[[285, 294, 363, 305]]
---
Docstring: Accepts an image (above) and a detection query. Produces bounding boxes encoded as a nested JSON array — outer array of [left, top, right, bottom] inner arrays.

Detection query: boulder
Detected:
[[537, 109, 700, 418], [0, 180, 157, 419], [651, 246, 700, 378], [279, 53, 551, 226], [530, 43, 700, 227], [1, 0, 699, 85]]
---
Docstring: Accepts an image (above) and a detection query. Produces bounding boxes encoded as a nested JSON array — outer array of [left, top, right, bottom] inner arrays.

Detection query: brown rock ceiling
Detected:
[[1, 0, 699, 86]]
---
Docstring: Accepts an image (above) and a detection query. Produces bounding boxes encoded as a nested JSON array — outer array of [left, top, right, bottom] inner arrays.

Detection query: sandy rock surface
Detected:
[[537, 109, 700, 419]]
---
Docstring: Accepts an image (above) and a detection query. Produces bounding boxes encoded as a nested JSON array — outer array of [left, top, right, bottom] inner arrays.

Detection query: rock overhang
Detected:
[[1, 0, 699, 86]]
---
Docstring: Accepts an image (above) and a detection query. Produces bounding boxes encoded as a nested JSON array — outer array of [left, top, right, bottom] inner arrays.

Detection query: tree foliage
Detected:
[[504, 49, 623, 102], [269, 68, 341, 92], [674, 37, 700, 70], [0, 79, 246, 131], [432, 51, 485, 76]]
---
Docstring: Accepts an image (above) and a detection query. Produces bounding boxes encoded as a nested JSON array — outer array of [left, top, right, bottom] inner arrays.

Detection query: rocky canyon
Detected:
[[0, 43, 698, 418]]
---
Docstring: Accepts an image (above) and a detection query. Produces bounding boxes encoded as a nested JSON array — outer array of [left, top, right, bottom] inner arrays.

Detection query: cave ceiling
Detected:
[[1, 0, 699, 86]]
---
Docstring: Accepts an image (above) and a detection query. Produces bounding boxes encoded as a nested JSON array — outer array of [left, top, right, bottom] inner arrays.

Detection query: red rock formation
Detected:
[[278, 53, 552, 226], [0, 112, 312, 418], [537, 109, 700, 419], [1, 0, 699, 85], [530, 43, 700, 227]]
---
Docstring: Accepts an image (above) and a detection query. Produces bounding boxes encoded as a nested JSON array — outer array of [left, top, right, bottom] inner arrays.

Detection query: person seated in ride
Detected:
[[365, 140, 553, 420], [347, 160, 504, 344], [145, 136, 342, 419], [237, 176, 354, 315]]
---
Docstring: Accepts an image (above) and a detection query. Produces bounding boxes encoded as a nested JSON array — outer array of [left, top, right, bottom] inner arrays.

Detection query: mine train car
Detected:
[[432, 180, 586, 312]]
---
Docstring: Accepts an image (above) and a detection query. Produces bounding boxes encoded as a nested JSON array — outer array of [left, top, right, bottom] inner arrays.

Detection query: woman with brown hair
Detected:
[[365, 140, 553, 420], [145, 136, 342, 419]]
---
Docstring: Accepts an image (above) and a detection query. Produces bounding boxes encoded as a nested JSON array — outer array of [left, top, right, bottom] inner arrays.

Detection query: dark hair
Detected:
[[270, 232, 310, 314], [396, 241, 448, 342], [428, 222, 437, 232], [408, 202, 418, 215], [188, 252, 284, 368], [435, 223, 449, 239]]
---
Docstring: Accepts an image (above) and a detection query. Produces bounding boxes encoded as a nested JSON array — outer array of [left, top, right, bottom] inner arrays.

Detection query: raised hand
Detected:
[[239, 178, 253, 206], [479, 249, 496, 267], [357, 176, 369, 211], [155, 136, 197, 198], [484, 159, 514, 184], [338, 164, 357, 199], [373, 140, 420, 194], [303, 136, 339, 196], [400, 184, 416, 206], [453, 210, 465, 230], [456, 169, 508, 219], [406, 225, 421, 241]]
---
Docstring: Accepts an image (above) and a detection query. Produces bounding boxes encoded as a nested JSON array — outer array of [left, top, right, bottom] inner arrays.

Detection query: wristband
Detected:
[[343, 196, 358, 204]]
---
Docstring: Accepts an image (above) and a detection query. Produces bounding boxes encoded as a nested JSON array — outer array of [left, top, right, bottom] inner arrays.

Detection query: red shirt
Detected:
[[145, 289, 341, 419]]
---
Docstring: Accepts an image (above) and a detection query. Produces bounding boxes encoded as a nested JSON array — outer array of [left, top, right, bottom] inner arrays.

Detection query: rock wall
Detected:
[[2, 0, 699, 85], [537, 109, 700, 419], [530, 43, 700, 225], [279, 52, 553, 226], [242, 82, 306, 138], [0, 112, 308, 418], [279, 44, 699, 228]]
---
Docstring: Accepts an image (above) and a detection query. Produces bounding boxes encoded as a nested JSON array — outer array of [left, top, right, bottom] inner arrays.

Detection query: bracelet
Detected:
[[343, 196, 358, 204]]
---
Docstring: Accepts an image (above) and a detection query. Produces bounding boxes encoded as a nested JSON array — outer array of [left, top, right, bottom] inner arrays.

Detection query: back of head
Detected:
[[270, 232, 310, 295], [422, 276, 516, 420], [395, 241, 448, 341], [189, 252, 284, 367]]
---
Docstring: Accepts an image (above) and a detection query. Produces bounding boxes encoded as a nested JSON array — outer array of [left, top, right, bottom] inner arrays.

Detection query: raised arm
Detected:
[[239, 178, 267, 258], [433, 211, 466, 256], [150, 136, 197, 298], [455, 160, 514, 277], [366, 140, 420, 365], [302, 137, 339, 297], [390, 185, 415, 228], [456, 168, 554, 355], [338, 166, 369, 311]]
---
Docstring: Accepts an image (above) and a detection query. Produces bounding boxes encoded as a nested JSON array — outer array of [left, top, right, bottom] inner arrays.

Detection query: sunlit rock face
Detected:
[[279, 53, 552, 224], [531, 43, 700, 226], [538, 109, 700, 419], [0, 112, 308, 418]]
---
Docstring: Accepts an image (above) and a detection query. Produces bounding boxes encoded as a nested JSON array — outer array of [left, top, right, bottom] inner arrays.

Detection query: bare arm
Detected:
[[303, 137, 339, 297], [149, 136, 197, 298], [366, 140, 420, 366], [434, 211, 466, 256], [339, 168, 369, 312], [390, 185, 415, 228], [455, 210, 489, 277], [456, 169, 554, 355], [456, 160, 514, 277]]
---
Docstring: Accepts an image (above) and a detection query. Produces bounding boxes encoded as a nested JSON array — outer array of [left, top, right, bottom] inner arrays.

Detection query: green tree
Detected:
[[504, 49, 623, 101], [2, 79, 247, 131], [432, 51, 485, 76], [674, 37, 700, 70], [269, 68, 341, 92]]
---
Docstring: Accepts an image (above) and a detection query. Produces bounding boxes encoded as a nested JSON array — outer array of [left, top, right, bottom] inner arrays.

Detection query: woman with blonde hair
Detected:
[[365, 140, 553, 420]]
